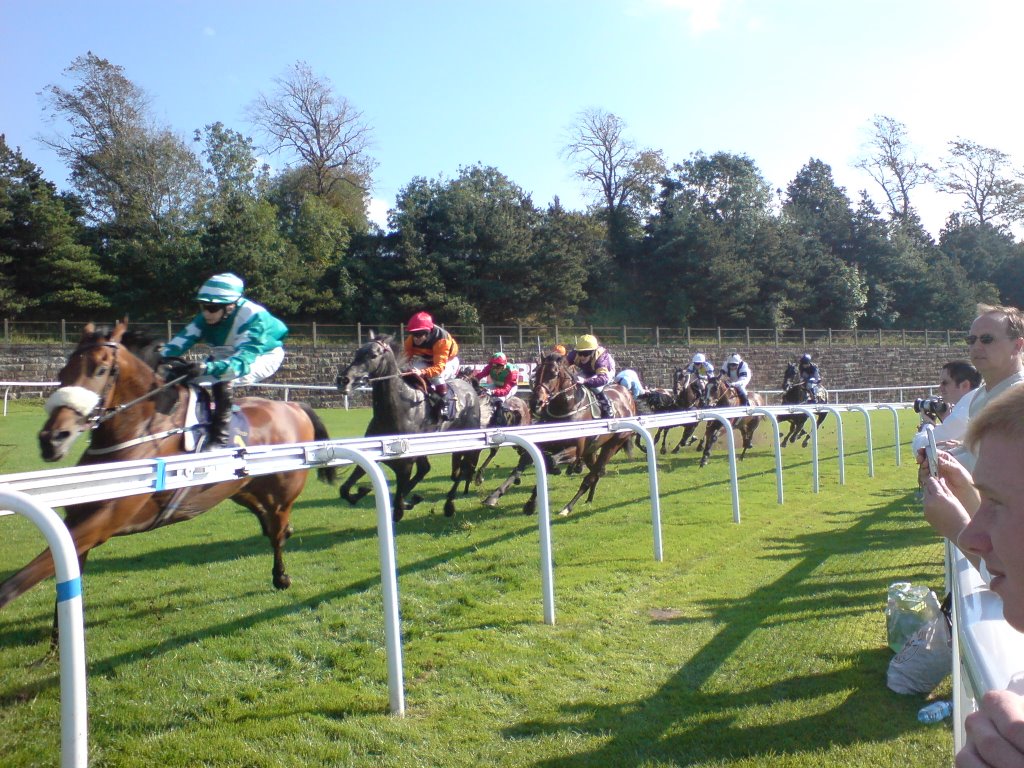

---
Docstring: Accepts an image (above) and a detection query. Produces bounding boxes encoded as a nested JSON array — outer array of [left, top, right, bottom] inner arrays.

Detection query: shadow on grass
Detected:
[[510, 490, 935, 766]]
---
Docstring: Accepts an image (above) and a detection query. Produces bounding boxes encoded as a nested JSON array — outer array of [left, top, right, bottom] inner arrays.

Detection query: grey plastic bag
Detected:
[[885, 582, 941, 653], [887, 611, 953, 694]]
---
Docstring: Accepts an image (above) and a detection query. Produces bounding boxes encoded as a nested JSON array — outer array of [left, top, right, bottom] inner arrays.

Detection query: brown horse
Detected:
[[699, 375, 764, 467], [0, 320, 336, 615], [780, 362, 828, 447], [527, 353, 637, 516]]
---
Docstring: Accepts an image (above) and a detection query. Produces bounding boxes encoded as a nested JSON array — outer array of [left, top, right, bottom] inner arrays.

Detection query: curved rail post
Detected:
[[489, 432, 556, 625], [789, 406, 820, 493], [608, 419, 662, 561], [698, 412, 741, 523], [0, 487, 88, 768], [748, 408, 784, 504], [821, 406, 846, 485], [307, 446, 405, 716], [848, 405, 875, 477], [876, 404, 903, 466]]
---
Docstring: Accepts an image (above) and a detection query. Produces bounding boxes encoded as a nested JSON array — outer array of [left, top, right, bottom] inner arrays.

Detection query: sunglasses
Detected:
[[577, 350, 593, 356], [410, 330, 428, 337], [200, 303, 227, 313], [965, 334, 1002, 345]]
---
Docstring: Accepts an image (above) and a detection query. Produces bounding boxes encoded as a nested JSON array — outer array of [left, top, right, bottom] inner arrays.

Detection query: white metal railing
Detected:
[[15, 401, 1008, 766]]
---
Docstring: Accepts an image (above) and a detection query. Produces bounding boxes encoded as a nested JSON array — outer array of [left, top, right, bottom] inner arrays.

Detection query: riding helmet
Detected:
[[728, 353, 742, 365], [800, 353, 812, 364], [691, 353, 706, 364], [406, 311, 434, 333], [576, 334, 599, 352], [490, 352, 507, 366], [197, 273, 244, 304]]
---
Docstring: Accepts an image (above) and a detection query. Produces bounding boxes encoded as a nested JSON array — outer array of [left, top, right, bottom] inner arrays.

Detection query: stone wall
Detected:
[[0, 341, 968, 408]]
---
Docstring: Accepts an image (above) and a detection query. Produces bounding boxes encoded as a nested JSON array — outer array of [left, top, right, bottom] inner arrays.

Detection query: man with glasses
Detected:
[[566, 334, 616, 419], [948, 304, 1024, 470], [161, 273, 288, 450], [402, 311, 461, 421]]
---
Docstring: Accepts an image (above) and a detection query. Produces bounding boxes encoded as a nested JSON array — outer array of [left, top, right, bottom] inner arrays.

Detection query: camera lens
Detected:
[[913, 398, 925, 413]]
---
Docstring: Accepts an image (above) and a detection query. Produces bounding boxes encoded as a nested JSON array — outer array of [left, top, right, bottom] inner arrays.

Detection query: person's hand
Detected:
[[957, 689, 1024, 767], [164, 360, 205, 381], [575, 375, 586, 385]]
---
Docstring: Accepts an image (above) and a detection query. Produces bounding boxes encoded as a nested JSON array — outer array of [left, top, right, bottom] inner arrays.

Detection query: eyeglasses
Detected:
[[410, 330, 428, 337], [200, 303, 226, 313], [965, 334, 1002, 345], [577, 350, 593, 356]]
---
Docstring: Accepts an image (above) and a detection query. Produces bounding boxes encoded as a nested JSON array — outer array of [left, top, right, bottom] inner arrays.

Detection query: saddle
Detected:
[[182, 385, 250, 452]]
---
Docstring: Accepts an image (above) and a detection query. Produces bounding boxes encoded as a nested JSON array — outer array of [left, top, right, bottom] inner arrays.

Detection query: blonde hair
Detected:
[[966, 384, 1024, 452]]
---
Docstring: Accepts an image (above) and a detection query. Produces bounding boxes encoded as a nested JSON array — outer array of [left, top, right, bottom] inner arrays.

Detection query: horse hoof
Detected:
[[444, 501, 456, 517], [274, 573, 291, 590], [409, 494, 424, 508], [284, 524, 294, 539], [513, 476, 522, 486], [484, 496, 499, 508], [558, 508, 571, 517], [523, 504, 535, 516], [473, 474, 483, 487]]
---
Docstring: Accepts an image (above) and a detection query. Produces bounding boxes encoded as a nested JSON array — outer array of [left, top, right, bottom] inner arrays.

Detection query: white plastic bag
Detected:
[[887, 612, 953, 694]]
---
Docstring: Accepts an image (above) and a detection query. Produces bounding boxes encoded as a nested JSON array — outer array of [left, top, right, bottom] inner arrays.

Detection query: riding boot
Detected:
[[492, 398, 507, 426], [598, 392, 612, 419], [206, 381, 234, 450], [433, 382, 452, 421], [738, 390, 750, 407]]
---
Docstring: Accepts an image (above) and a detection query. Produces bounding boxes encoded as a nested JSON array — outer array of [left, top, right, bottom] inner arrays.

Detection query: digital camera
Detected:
[[913, 397, 949, 418]]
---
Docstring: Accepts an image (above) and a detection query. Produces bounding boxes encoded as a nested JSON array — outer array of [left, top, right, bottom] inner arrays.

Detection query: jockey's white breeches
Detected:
[[196, 345, 285, 386], [409, 356, 460, 385]]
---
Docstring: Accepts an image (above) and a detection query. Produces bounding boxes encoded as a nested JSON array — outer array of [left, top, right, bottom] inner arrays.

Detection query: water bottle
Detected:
[[918, 700, 953, 723]]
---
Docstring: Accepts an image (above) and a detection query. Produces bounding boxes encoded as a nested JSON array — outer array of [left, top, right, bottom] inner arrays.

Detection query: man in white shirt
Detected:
[[911, 360, 980, 454], [947, 304, 1024, 471]]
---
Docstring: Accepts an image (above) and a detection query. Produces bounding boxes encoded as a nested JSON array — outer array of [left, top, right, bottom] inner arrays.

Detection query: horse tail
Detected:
[[299, 403, 337, 485]]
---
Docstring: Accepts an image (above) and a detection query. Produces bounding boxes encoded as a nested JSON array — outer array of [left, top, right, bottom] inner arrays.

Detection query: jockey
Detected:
[[614, 369, 645, 399], [684, 352, 715, 404], [402, 311, 461, 421], [798, 353, 824, 401], [473, 351, 519, 426], [160, 272, 288, 450], [720, 352, 752, 406], [566, 333, 616, 419]]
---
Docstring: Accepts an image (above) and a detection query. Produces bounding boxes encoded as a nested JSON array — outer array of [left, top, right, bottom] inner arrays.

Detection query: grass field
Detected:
[[0, 400, 953, 767]]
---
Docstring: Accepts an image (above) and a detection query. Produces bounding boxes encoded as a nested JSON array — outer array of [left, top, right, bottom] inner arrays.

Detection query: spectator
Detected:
[[922, 385, 1024, 767], [911, 361, 981, 454], [949, 304, 1024, 471]]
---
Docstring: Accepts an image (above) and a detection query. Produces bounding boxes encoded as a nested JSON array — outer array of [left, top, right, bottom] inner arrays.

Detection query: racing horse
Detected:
[[467, 381, 532, 488], [698, 375, 764, 467], [527, 352, 637, 516], [780, 362, 828, 447], [335, 335, 481, 520], [0, 320, 336, 615]]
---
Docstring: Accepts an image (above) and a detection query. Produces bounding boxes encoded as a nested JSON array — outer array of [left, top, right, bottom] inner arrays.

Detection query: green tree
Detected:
[[0, 136, 110, 317]]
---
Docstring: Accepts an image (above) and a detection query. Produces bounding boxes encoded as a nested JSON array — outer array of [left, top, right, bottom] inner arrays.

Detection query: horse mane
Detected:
[[121, 330, 165, 370]]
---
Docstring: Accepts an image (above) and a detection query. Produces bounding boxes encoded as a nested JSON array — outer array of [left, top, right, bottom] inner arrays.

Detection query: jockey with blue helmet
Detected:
[[160, 273, 289, 449]]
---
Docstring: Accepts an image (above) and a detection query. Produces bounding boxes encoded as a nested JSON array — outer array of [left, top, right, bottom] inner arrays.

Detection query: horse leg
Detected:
[[233, 471, 308, 590], [523, 485, 538, 516], [446, 451, 481, 517], [700, 424, 722, 467], [474, 447, 499, 486], [339, 465, 372, 506], [484, 450, 531, 508], [568, 437, 587, 474], [401, 456, 431, 510]]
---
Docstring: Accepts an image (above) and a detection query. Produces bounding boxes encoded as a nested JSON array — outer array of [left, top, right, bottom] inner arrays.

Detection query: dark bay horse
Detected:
[[699, 375, 764, 467], [470, 388, 532, 488], [527, 352, 637, 516], [780, 362, 828, 447], [0, 320, 336, 613], [335, 336, 481, 520]]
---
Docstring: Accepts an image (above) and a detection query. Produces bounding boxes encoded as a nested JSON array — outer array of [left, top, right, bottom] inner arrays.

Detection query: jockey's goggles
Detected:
[[200, 302, 228, 313]]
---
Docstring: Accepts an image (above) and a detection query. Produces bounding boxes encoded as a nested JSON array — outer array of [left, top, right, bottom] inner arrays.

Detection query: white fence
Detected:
[[0, 401, 1014, 765]]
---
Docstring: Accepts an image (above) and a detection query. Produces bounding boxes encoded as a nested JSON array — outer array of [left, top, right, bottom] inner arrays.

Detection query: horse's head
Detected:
[[336, 335, 396, 395], [782, 362, 799, 390], [529, 352, 572, 418], [39, 320, 156, 461]]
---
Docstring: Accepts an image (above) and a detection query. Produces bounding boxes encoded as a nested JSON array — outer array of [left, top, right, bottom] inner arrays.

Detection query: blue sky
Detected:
[[3, 0, 1022, 234]]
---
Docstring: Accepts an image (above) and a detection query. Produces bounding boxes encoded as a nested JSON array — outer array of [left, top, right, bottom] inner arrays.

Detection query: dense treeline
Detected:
[[3, 53, 1024, 330]]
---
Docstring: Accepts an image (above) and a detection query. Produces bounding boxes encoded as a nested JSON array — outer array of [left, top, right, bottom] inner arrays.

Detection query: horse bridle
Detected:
[[533, 368, 589, 419]]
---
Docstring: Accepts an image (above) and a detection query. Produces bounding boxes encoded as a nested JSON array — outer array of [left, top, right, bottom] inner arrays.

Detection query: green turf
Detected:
[[0, 400, 952, 766]]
